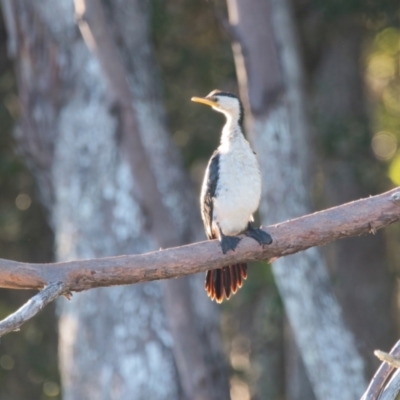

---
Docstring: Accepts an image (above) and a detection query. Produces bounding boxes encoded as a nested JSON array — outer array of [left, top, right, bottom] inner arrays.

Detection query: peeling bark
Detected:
[[313, 19, 395, 377], [4, 1, 229, 399], [225, 0, 368, 398]]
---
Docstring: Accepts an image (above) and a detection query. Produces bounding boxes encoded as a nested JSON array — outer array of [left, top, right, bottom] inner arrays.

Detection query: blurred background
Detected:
[[0, 0, 399, 399]]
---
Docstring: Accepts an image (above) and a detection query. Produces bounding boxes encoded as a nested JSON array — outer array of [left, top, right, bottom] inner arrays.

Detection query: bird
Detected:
[[191, 90, 273, 303]]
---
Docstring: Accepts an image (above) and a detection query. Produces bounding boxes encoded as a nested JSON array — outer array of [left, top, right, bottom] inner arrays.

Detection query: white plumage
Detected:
[[210, 125, 261, 236]]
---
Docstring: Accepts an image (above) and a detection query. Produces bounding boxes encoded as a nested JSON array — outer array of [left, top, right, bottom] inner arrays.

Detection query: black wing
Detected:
[[201, 151, 220, 240]]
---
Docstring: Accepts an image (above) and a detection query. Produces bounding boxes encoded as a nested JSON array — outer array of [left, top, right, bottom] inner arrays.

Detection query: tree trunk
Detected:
[[4, 0, 229, 399], [225, 0, 367, 398], [311, 17, 395, 378]]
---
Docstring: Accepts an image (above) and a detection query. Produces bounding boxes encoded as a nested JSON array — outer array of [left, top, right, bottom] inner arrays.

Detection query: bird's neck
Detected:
[[220, 114, 244, 144]]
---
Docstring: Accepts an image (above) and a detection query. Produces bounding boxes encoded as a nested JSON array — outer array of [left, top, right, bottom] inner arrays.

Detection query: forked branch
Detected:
[[0, 282, 67, 336], [0, 188, 400, 336]]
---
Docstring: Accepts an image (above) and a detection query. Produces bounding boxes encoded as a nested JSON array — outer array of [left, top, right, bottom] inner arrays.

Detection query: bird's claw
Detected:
[[220, 236, 241, 254], [245, 225, 273, 246]]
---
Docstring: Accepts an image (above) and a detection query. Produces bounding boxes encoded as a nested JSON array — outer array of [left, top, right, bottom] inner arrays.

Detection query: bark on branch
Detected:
[[0, 188, 399, 337], [0, 188, 399, 293], [0, 282, 67, 336]]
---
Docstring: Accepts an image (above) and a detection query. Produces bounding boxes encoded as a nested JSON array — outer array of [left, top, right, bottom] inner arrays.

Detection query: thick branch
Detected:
[[0, 188, 399, 292], [0, 282, 67, 336], [0, 188, 399, 337]]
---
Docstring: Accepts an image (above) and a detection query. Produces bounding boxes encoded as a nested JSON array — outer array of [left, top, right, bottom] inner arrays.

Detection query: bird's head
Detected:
[[191, 90, 244, 126]]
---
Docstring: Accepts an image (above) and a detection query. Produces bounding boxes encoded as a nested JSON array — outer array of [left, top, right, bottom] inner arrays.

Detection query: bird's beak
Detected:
[[191, 97, 218, 108]]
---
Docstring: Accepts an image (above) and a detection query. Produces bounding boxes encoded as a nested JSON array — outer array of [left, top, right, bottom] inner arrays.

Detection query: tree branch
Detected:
[[0, 188, 398, 292], [378, 369, 400, 400], [0, 282, 67, 336], [372, 351, 400, 399], [375, 351, 400, 369], [361, 339, 400, 400], [0, 188, 399, 337]]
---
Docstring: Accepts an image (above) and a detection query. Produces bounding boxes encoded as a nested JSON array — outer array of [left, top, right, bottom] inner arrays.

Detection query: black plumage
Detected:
[[201, 151, 220, 239]]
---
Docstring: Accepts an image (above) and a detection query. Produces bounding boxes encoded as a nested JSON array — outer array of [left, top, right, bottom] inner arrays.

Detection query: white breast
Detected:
[[213, 137, 261, 236]]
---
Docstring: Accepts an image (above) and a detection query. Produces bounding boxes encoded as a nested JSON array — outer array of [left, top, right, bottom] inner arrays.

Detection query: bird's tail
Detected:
[[205, 264, 248, 303]]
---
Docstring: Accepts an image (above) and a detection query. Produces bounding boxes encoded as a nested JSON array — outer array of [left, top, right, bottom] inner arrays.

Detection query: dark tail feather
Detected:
[[205, 264, 248, 303], [222, 267, 231, 299]]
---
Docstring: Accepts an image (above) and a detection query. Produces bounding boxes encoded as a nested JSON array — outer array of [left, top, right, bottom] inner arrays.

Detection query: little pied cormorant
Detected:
[[192, 90, 273, 303]]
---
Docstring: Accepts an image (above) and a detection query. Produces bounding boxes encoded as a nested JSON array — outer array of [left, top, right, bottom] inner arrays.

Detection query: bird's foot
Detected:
[[220, 235, 241, 255], [244, 224, 273, 246]]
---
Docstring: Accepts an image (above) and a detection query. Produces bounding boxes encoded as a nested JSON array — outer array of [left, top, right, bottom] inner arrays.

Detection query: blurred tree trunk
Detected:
[[225, 0, 367, 399], [310, 17, 395, 377], [3, 1, 230, 399]]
